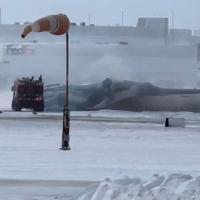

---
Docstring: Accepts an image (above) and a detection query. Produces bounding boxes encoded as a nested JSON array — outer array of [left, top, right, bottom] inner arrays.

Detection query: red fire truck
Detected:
[[11, 76, 44, 112]]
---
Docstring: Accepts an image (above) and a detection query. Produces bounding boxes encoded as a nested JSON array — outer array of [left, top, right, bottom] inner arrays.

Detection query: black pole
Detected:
[[61, 32, 70, 150]]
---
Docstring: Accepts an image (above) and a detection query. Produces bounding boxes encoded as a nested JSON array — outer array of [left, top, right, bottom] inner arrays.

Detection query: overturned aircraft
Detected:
[[44, 78, 200, 112]]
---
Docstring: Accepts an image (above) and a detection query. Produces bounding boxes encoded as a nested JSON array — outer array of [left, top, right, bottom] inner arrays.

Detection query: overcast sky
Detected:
[[0, 0, 199, 30]]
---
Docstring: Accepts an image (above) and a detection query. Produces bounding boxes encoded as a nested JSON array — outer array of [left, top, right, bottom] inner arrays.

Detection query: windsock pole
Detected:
[[61, 33, 70, 150], [21, 14, 71, 151]]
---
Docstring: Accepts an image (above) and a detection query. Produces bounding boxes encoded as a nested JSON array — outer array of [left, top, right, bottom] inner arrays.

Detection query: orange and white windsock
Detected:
[[21, 14, 70, 38]]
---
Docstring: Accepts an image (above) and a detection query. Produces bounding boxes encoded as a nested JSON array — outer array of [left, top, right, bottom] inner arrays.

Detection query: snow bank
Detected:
[[77, 174, 200, 200]]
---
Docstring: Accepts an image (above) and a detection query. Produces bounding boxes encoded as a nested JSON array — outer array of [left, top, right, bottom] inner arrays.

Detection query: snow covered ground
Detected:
[[1, 110, 200, 199]]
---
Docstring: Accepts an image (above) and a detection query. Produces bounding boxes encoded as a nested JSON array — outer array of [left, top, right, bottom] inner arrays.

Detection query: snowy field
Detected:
[[1, 110, 200, 199]]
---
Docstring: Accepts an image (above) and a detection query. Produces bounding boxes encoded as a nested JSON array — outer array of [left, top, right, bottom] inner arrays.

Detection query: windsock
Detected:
[[21, 14, 70, 38]]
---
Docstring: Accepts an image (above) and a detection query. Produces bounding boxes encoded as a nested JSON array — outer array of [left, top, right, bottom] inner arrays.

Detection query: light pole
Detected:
[[21, 14, 71, 150], [121, 11, 124, 26]]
